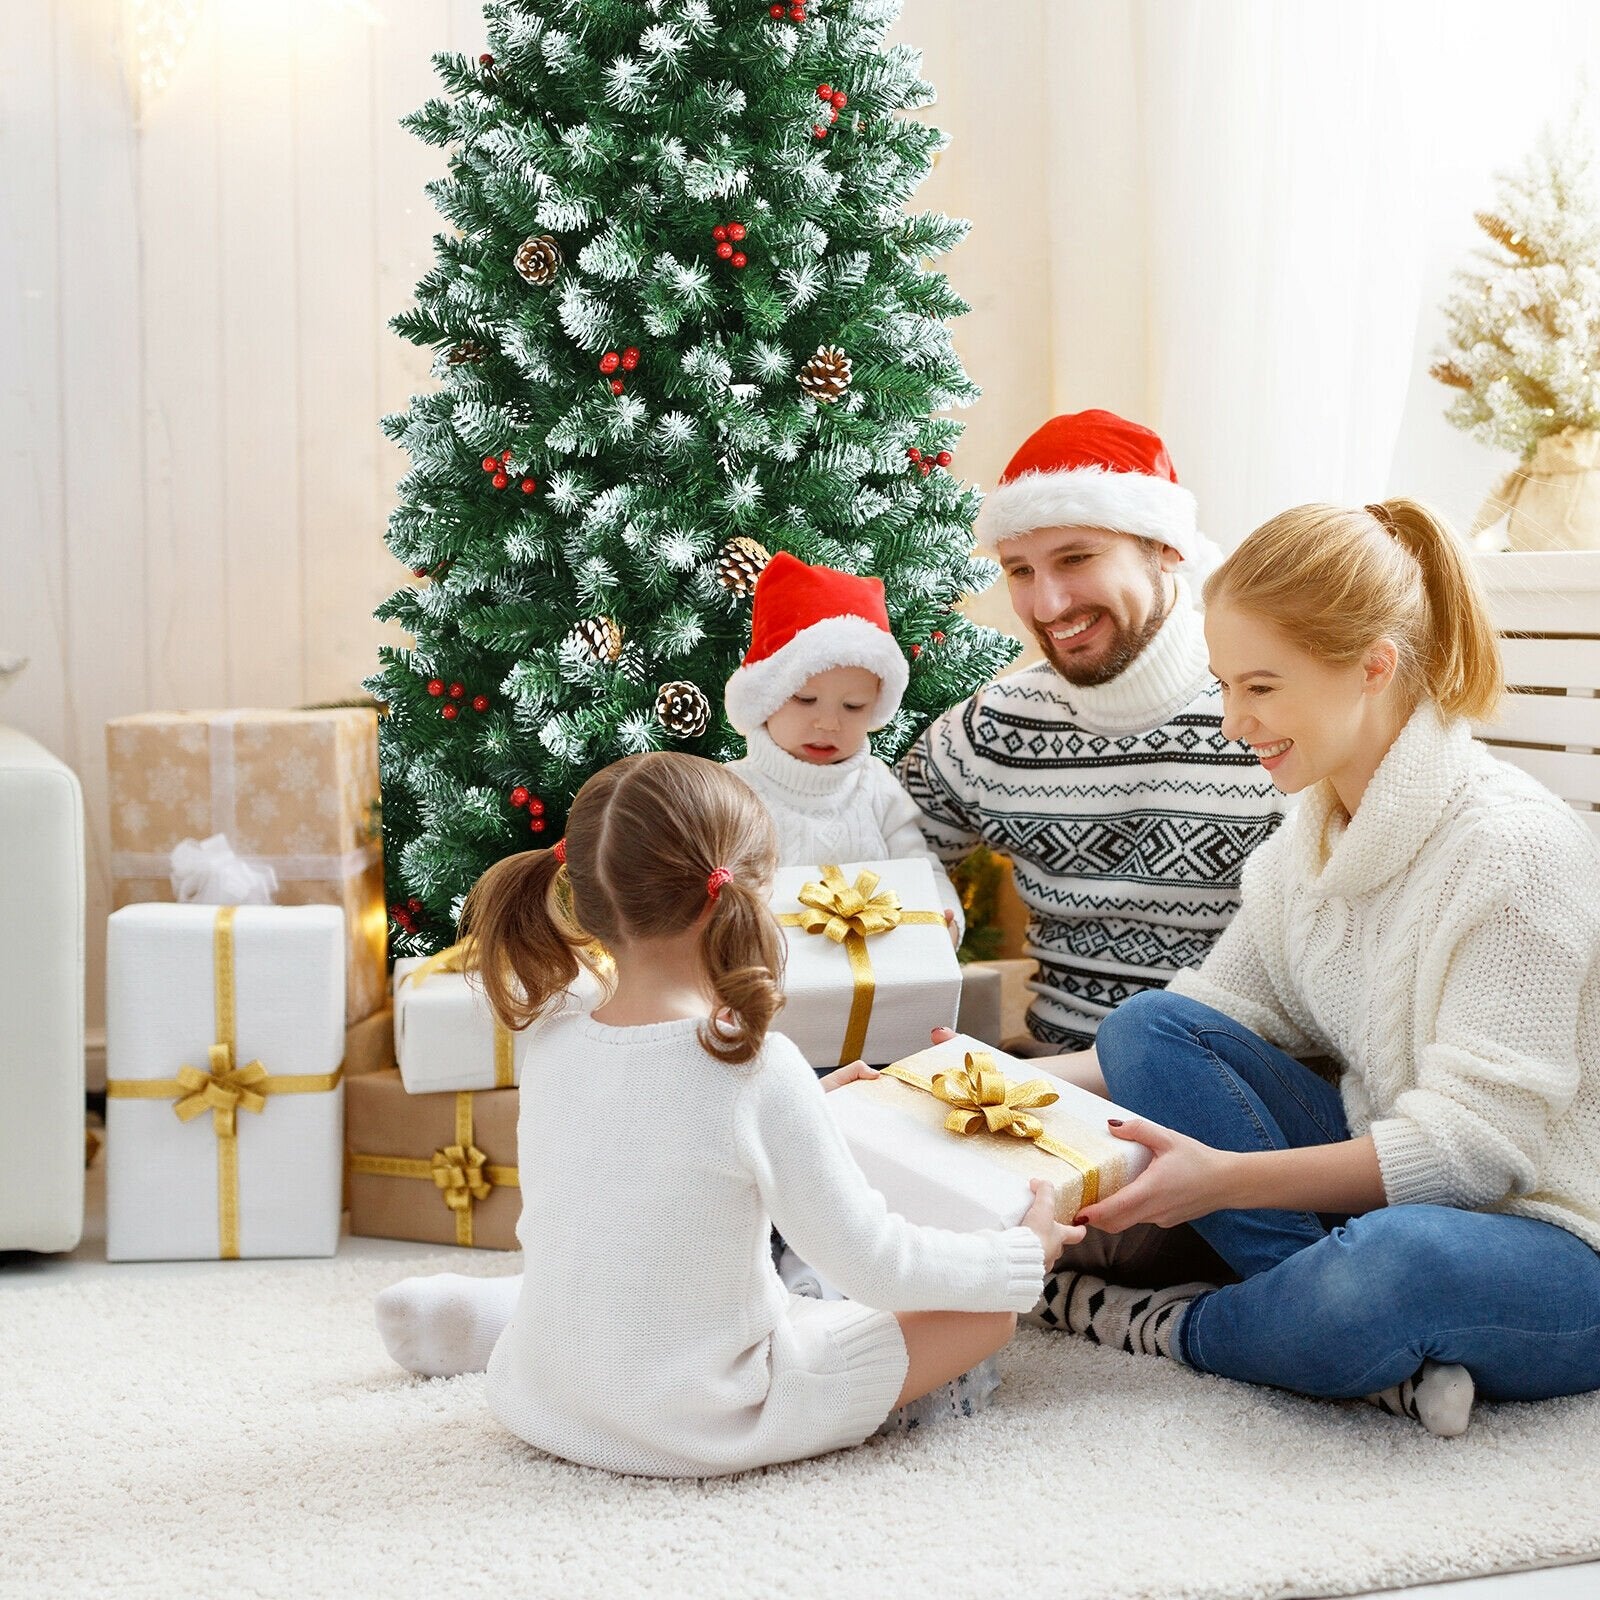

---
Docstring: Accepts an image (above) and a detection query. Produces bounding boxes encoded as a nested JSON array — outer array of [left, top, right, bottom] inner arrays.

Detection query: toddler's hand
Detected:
[[819, 1059, 879, 1093], [1020, 1179, 1085, 1270], [943, 908, 960, 948]]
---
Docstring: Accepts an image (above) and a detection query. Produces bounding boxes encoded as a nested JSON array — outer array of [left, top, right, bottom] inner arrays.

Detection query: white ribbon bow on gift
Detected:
[[170, 834, 278, 906]]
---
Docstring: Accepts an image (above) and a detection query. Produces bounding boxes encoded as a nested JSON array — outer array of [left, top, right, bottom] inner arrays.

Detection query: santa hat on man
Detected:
[[973, 409, 1223, 576], [724, 552, 908, 736]]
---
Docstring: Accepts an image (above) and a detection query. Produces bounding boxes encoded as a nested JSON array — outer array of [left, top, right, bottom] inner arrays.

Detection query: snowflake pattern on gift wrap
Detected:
[[120, 798, 150, 843], [174, 723, 207, 754], [276, 749, 321, 798], [285, 818, 330, 855], [145, 758, 195, 809], [245, 791, 280, 829]]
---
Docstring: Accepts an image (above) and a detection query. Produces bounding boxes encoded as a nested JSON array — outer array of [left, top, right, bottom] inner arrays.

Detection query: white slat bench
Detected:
[[1475, 551, 1600, 847]]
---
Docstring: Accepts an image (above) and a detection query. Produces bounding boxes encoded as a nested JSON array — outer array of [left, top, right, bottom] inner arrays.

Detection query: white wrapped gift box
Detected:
[[770, 858, 961, 1068], [393, 954, 605, 1094], [105, 903, 345, 1261], [826, 1033, 1154, 1229]]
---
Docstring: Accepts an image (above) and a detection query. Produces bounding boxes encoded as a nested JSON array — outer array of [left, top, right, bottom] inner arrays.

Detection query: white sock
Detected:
[[1028, 1270, 1209, 1360], [777, 1247, 846, 1302], [874, 1357, 1002, 1436], [1365, 1360, 1475, 1438], [374, 1272, 521, 1378]]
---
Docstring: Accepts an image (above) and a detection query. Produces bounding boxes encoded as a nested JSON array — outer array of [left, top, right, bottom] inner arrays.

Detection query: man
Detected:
[[901, 408, 1285, 1056]]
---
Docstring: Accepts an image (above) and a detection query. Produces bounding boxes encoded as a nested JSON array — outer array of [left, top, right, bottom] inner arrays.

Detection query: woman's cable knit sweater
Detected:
[[1171, 704, 1600, 1251], [726, 725, 965, 931], [484, 1011, 1044, 1477]]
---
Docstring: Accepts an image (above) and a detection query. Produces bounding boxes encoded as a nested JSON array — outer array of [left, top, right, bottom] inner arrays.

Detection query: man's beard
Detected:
[[1037, 557, 1170, 688]]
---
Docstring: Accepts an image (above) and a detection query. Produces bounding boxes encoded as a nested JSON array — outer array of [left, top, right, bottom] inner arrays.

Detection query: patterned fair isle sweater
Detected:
[[898, 584, 1286, 1047]]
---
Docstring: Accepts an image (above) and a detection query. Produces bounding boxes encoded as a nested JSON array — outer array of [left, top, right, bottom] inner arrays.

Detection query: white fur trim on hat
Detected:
[[976, 464, 1205, 562], [724, 615, 910, 736]]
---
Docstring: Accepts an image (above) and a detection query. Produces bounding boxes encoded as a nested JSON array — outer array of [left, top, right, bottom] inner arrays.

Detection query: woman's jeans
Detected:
[[1095, 990, 1600, 1402]]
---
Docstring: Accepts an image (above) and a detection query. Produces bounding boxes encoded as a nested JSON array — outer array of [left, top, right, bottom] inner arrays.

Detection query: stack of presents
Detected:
[[101, 708, 1144, 1264]]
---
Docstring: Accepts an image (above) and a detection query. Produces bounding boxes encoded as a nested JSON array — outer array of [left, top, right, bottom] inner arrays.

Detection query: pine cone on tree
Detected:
[[797, 345, 852, 404], [447, 338, 491, 365], [514, 234, 563, 286], [715, 536, 772, 597], [568, 616, 624, 663], [655, 680, 712, 739]]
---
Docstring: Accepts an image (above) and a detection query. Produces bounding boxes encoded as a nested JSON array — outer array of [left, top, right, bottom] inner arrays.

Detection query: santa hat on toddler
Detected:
[[973, 409, 1222, 576], [724, 552, 909, 736]]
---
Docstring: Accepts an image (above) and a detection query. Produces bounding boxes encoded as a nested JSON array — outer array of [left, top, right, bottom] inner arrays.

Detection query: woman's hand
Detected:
[[1075, 1119, 1235, 1233], [819, 1059, 879, 1093], [1021, 1179, 1085, 1269]]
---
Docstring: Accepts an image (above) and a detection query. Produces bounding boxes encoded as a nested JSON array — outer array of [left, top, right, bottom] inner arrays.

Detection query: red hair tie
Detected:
[[706, 866, 733, 901], [552, 838, 567, 864]]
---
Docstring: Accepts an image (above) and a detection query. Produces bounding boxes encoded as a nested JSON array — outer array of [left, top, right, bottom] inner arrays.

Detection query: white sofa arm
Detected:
[[0, 726, 85, 1252]]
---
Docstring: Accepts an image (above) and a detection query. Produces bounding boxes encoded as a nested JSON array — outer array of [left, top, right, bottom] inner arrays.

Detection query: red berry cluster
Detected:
[[411, 558, 451, 580], [814, 82, 847, 139], [508, 785, 549, 833], [478, 53, 493, 66], [710, 221, 748, 269], [598, 346, 640, 394], [390, 896, 426, 935], [769, 2, 806, 20], [906, 445, 953, 478], [426, 678, 491, 720], [480, 449, 537, 493]]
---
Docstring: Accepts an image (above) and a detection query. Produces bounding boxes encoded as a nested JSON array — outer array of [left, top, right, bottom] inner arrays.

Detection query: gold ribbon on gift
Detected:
[[105, 905, 344, 1259], [398, 938, 516, 1089], [881, 1050, 1100, 1207], [777, 865, 945, 1066], [346, 1091, 518, 1247]]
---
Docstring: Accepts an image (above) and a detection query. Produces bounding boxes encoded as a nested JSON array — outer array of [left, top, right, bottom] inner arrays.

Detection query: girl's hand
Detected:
[[1021, 1179, 1085, 1269], [1075, 1119, 1234, 1233], [819, 1059, 879, 1093], [943, 908, 961, 948]]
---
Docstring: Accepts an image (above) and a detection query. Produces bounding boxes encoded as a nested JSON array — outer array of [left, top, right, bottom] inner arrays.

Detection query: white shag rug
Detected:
[[8, 1253, 1600, 1600]]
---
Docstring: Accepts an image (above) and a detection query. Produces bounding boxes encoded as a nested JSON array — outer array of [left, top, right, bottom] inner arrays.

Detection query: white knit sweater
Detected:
[[1171, 705, 1600, 1251], [726, 725, 965, 931], [485, 1010, 1045, 1477]]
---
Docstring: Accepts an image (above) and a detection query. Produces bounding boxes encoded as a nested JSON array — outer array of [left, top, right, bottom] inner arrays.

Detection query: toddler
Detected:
[[373, 752, 1075, 1478], [724, 552, 964, 941]]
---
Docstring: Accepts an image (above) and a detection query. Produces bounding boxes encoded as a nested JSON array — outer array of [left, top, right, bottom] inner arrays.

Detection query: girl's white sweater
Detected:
[[1172, 704, 1600, 1251], [726, 726, 965, 930]]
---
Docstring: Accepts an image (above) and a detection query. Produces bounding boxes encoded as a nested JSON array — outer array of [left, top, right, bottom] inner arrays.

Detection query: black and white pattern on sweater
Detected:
[[899, 657, 1284, 1044]]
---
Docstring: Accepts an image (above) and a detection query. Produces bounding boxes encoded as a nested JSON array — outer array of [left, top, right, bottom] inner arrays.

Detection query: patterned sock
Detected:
[[1365, 1360, 1475, 1438], [374, 1272, 520, 1378], [1028, 1270, 1210, 1362], [874, 1356, 1002, 1436]]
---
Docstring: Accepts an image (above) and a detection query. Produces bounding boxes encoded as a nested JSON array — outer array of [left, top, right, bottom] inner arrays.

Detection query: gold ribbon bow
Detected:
[[105, 906, 343, 1258], [779, 866, 945, 1066], [399, 938, 516, 1089], [883, 1050, 1101, 1208], [347, 1090, 518, 1247]]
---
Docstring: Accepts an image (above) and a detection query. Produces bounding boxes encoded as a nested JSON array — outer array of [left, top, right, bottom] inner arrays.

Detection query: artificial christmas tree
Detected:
[[368, 0, 1019, 952]]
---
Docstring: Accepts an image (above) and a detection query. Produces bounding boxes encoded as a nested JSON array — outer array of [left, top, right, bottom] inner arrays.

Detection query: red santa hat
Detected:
[[974, 409, 1221, 575], [724, 552, 909, 736]]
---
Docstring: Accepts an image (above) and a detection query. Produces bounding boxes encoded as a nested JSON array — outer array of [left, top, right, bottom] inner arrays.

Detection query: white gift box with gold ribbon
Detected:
[[770, 859, 961, 1069], [825, 1033, 1154, 1229], [105, 903, 345, 1261]]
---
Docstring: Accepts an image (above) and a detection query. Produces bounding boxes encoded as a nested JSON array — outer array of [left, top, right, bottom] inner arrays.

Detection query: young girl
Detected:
[[723, 551, 964, 939], [1031, 499, 1600, 1437], [373, 751, 1075, 1478]]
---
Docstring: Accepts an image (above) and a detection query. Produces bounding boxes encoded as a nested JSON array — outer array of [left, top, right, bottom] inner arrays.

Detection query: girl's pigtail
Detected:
[[698, 878, 785, 1066]]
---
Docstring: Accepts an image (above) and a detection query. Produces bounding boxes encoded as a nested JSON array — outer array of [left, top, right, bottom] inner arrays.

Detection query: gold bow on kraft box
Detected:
[[105, 905, 343, 1259], [883, 1050, 1100, 1208], [398, 938, 516, 1088], [347, 1092, 518, 1247], [778, 865, 945, 1065]]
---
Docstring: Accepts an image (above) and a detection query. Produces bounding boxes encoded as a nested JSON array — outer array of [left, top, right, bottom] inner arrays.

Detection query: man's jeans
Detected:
[[1096, 990, 1600, 1402]]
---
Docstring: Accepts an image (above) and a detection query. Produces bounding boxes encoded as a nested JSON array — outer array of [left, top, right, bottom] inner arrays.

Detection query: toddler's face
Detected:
[[765, 666, 880, 764]]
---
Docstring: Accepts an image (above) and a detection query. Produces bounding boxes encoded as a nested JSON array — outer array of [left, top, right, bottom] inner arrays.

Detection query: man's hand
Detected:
[[1020, 1179, 1085, 1269], [818, 1059, 879, 1093], [1075, 1118, 1234, 1233]]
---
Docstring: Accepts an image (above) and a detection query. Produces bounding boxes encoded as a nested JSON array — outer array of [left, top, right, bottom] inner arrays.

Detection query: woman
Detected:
[[1036, 499, 1600, 1438]]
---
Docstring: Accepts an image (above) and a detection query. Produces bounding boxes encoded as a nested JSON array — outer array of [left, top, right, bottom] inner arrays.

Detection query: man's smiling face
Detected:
[[999, 525, 1181, 686]]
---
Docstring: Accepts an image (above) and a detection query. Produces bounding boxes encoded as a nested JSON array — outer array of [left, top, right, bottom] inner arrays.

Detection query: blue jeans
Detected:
[[1095, 990, 1600, 1403]]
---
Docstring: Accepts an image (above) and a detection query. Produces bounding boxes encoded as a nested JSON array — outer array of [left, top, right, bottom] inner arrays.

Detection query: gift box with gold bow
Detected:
[[770, 859, 961, 1069], [345, 1070, 521, 1249], [825, 1033, 1153, 1229], [104, 903, 346, 1261]]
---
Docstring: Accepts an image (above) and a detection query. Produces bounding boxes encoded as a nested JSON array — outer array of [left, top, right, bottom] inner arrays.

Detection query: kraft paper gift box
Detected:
[[770, 859, 961, 1069], [346, 1070, 521, 1250], [104, 903, 346, 1261], [105, 708, 387, 1025], [825, 1033, 1154, 1229]]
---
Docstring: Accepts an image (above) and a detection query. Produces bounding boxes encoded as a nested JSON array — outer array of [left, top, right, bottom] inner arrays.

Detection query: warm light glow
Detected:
[[127, 0, 202, 120]]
